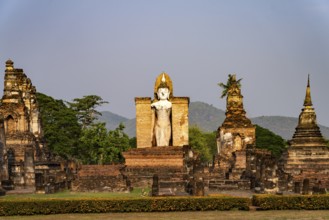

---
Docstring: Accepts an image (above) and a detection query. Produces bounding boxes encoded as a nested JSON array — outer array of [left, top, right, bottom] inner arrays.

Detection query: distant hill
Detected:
[[99, 101, 329, 140], [189, 101, 226, 131], [251, 116, 329, 140], [97, 111, 129, 131], [121, 118, 135, 137]]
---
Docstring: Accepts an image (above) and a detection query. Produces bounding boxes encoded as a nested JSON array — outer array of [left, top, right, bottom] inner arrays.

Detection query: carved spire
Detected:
[[303, 74, 312, 107], [289, 75, 326, 147]]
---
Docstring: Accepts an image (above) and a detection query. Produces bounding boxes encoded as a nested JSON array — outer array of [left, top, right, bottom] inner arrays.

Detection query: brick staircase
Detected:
[[209, 178, 250, 191]]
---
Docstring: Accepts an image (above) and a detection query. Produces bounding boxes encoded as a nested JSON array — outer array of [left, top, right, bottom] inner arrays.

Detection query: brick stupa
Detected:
[[280, 76, 329, 194]]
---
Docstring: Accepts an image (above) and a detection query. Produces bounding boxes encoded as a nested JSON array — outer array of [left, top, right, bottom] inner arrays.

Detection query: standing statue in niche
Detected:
[[151, 74, 172, 146]]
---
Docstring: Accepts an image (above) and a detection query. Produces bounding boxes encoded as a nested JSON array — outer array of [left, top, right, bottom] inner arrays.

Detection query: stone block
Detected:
[[135, 97, 152, 148], [171, 97, 189, 147]]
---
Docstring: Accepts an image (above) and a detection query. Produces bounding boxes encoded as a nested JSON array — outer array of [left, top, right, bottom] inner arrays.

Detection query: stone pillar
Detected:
[[171, 97, 189, 147], [24, 149, 35, 188], [0, 117, 7, 181], [235, 151, 246, 169], [135, 97, 152, 148], [195, 179, 205, 196], [151, 174, 159, 196]]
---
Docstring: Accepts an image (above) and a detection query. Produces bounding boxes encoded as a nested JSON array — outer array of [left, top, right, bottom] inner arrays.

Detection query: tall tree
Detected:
[[36, 93, 81, 159], [189, 126, 216, 163], [78, 122, 110, 164], [129, 137, 137, 149], [108, 123, 131, 163], [78, 123, 130, 164], [67, 95, 108, 128], [37, 93, 132, 164], [218, 74, 242, 98], [255, 125, 287, 157]]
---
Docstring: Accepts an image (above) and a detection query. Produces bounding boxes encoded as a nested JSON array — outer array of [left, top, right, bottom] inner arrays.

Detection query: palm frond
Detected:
[[218, 74, 243, 98]]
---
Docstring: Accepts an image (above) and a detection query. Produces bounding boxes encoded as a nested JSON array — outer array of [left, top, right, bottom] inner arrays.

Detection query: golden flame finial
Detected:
[[161, 73, 166, 83]]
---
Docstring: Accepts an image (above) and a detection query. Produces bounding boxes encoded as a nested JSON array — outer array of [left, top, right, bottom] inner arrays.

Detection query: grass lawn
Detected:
[[1, 188, 150, 200], [1, 211, 329, 220]]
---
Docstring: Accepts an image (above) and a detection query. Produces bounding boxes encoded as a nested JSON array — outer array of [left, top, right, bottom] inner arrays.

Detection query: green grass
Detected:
[[1, 188, 150, 200]]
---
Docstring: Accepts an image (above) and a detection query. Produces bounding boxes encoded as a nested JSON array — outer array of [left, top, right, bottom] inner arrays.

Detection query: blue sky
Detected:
[[1, 0, 329, 126]]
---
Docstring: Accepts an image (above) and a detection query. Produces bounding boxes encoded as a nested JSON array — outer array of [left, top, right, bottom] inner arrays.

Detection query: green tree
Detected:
[[129, 137, 137, 149], [68, 95, 108, 128], [255, 125, 287, 157], [189, 126, 216, 163], [203, 131, 217, 157], [37, 93, 132, 164], [218, 74, 242, 98], [78, 123, 130, 165], [108, 123, 131, 163], [78, 122, 109, 164], [36, 93, 81, 159]]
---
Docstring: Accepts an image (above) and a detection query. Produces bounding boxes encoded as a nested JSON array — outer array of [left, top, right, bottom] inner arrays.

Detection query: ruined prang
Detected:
[[216, 74, 255, 180], [0, 60, 45, 189], [209, 74, 278, 193]]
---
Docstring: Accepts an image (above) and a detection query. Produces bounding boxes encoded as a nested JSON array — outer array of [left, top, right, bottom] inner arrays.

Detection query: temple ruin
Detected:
[[0, 60, 67, 193], [215, 74, 255, 181], [1, 59, 328, 196], [205, 74, 276, 192], [0, 59, 44, 189], [74, 73, 329, 195], [208, 74, 329, 194], [123, 73, 194, 195], [279, 76, 329, 194]]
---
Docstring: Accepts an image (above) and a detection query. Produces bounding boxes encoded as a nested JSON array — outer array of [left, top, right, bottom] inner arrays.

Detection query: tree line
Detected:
[[36, 93, 132, 165]]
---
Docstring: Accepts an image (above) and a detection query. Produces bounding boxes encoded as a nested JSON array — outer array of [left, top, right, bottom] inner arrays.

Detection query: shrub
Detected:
[[253, 194, 329, 210], [0, 197, 250, 216]]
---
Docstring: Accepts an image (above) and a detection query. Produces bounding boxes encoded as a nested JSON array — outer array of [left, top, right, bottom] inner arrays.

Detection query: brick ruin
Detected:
[[73, 73, 329, 196], [123, 73, 195, 195], [278, 76, 329, 194], [207, 74, 329, 195], [0, 60, 68, 193], [71, 73, 194, 194], [214, 74, 256, 182], [1, 60, 328, 196], [206, 74, 278, 193], [72, 165, 130, 192]]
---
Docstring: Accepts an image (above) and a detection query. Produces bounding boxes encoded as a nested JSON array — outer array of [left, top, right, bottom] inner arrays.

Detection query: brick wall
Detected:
[[72, 165, 129, 192]]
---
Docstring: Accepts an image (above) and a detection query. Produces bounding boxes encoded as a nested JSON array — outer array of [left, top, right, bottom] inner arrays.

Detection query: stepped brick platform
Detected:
[[209, 179, 250, 191], [77, 165, 124, 177], [123, 146, 193, 190], [124, 146, 191, 167], [280, 146, 329, 193]]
